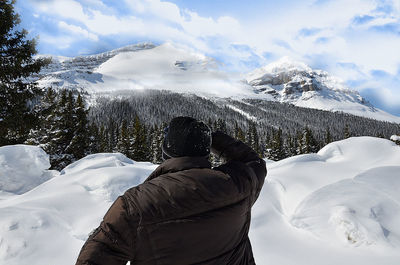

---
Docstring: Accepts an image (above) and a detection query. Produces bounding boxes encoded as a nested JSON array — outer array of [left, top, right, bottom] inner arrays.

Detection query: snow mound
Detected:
[[0, 153, 157, 265], [318, 136, 400, 165], [60, 152, 134, 175], [290, 166, 400, 247], [249, 137, 400, 264], [0, 145, 54, 194]]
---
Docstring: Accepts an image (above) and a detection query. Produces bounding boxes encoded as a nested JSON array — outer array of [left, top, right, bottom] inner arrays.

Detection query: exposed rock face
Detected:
[[250, 70, 323, 91]]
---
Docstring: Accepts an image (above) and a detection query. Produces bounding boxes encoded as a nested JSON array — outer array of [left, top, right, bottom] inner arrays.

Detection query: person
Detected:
[[75, 116, 267, 265]]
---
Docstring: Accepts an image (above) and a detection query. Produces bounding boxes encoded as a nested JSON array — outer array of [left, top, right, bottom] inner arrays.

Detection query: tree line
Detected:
[[23, 87, 400, 169]]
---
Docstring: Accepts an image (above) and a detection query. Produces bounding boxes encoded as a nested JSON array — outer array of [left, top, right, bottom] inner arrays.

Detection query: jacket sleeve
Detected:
[[211, 131, 267, 204], [75, 196, 135, 265]]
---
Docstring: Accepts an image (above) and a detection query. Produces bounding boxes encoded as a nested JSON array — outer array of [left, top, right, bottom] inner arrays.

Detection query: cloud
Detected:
[[35, 0, 87, 22], [58, 21, 98, 41], [353, 15, 375, 25]]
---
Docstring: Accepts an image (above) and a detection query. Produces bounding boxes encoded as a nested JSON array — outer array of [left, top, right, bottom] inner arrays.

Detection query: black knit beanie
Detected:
[[162, 117, 211, 159]]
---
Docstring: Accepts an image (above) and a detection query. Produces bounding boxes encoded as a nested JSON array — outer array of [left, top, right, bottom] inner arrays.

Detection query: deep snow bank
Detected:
[[250, 137, 400, 265], [1, 137, 400, 265], [0, 152, 157, 264], [0, 145, 55, 195]]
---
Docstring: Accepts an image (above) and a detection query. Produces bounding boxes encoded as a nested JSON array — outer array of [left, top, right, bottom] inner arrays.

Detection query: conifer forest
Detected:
[[20, 88, 400, 170]]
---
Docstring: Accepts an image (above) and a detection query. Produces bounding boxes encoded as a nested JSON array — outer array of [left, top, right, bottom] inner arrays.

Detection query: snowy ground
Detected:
[[1, 137, 400, 265]]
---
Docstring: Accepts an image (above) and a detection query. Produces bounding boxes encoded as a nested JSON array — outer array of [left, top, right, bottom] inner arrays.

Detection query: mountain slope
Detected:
[[36, 43, 400, 123], [246, 57, 400, 123]]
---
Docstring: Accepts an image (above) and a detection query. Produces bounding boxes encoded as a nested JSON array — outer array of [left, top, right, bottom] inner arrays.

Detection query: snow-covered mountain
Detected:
[[246, 57, 400, 123], [1, 137, 400, 265], [35, 43, 400, 123]]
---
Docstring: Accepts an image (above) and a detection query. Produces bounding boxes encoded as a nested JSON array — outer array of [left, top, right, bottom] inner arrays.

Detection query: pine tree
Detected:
[[299, 127, 319, 154], [150, 124, 164, 164], [88, 122, 100, 154], [266, 128, 286, 161], [285, 133, 297, 157], [98, 125, 109, 152], [234, 121, 246, 142], [246, 122, 260, 154], [215, 118, 227, 133], [25, 87, 57, 147], [116, 119, 131, 157], [263, 133, 271, 158], [343, 124, 351, 139], [0, 0, 48, 145], [50, 89, 75, 169], [66, 93, 89, 160], [325, 127, 333, 145], [131, 115, 150, 161]]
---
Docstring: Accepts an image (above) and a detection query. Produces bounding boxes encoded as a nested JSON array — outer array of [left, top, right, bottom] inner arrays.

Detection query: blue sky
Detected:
[[15, 0, 400, 116]]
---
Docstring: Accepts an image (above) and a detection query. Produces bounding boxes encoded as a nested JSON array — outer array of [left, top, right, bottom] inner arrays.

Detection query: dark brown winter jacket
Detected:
[[75, 131, 267, 265]]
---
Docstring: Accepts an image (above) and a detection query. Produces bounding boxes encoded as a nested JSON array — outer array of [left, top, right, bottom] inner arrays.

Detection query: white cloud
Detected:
[[35, 0, 87, 22], [84, 10, 144, 35], [58, 21, 98, 41]]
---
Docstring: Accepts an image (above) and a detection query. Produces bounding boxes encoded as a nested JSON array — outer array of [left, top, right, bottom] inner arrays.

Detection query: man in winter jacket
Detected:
[[75, 116, 267, 265]]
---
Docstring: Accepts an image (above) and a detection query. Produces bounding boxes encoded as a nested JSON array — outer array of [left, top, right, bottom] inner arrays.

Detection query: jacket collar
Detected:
[[145, 156, 211, 182]]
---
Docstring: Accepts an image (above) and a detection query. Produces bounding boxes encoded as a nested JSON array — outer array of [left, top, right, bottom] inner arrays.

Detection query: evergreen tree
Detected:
[[66, 93, 89, 160], [343, 124, 351, 139], [88, 122, 100, 154], [50, 89, 75, 169], [25, 87, 57, 147], [98, 125, 109, 152], [150, 124, 164, 164], [246, 122, 260, 154], [0, 0, 48, 145], [266, 128, 286, 161], [116, 119, 131, 157], [263, 133, 271, 159], [234, 121, 246, 142], [299, 127, 319, 154], [215, 118, 227, 133], [131, 115, 150, 161], [285, 132, 297, 157], [376, 132, 384, 138], [325, 127, 333, 145]]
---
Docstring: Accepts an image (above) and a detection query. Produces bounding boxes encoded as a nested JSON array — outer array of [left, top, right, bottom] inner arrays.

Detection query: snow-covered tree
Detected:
[[298, 127, 319, 154], [25, 87, 57, 147], [150, 124, 164, 164], [266, 128, 286, 161]]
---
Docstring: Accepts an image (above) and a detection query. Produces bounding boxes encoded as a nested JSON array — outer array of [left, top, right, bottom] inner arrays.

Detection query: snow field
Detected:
[[1, 137, 400, 264]]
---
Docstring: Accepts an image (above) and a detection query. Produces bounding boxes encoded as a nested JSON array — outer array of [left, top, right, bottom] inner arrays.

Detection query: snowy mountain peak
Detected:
[[246, 56, 350, 93], [242, 57, 400, 123]]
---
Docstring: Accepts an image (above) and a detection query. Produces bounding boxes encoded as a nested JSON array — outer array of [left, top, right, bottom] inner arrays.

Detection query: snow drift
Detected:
[[0, 145, 55, 195], [1, 137, 400, 265]]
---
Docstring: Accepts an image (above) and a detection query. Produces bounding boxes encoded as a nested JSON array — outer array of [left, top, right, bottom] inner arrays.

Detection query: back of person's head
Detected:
[[162, 116, 211, 160]]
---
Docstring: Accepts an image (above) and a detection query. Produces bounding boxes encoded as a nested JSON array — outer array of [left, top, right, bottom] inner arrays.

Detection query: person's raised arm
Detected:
[[211, 131, 267, 204]]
